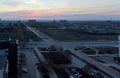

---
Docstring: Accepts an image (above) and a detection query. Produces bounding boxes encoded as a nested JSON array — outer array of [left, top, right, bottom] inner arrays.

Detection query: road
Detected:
[[27, 26, 54, 42], [26, 41, 118, 49], [59, 41, 118, 48], [70, 55, 86, 68], [20, 49, 43, 78]]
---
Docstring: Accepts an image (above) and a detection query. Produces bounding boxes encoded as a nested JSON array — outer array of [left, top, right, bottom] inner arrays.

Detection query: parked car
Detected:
[[22, 67, 28, 73]]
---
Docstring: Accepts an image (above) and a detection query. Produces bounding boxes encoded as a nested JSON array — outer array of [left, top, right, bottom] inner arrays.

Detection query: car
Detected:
[[71, 69, 78, 74], [71, 68, 76, 72], [74, 72, 80, 76], [69, 68, 84, 78], [35, 63, 40, 65], [69, 76, 74, 78], [77, 74, 83, 78], [22, 67, 28, 73]]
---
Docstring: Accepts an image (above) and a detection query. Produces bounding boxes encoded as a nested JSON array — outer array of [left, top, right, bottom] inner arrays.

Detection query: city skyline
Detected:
[[0, 0, 120, 20]]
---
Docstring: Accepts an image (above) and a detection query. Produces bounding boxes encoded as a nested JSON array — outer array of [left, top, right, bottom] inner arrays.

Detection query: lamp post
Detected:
[[74, 47, 79, 55]]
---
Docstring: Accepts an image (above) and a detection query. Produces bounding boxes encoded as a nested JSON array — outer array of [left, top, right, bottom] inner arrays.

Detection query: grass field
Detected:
[[40, 29, 117, 41]]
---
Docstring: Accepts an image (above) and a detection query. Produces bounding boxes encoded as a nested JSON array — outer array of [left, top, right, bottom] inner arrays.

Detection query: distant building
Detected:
[[55, 20, 68, 29], [28, 20, 37, 22]]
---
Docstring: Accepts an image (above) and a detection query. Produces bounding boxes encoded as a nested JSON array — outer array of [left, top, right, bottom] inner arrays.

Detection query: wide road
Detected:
[[59, 41, 118, 50], [26, 41, 118, 50], [20, 49, 43, 78]]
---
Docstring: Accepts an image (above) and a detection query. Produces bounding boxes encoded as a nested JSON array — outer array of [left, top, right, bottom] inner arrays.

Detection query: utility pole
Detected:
[[118, 35, 120, 57]]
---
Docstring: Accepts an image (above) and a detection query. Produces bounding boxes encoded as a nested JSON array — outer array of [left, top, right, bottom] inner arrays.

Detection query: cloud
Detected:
[[0, 9, 58, 20], [1, 10, 120, 20], [1, 0, 24, 7], [6, 2, 22, 7], [0, 0, 120, 20]]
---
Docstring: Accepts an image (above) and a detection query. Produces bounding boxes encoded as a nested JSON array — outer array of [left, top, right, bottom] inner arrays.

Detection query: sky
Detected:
[[0, 0, 120, 20]]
